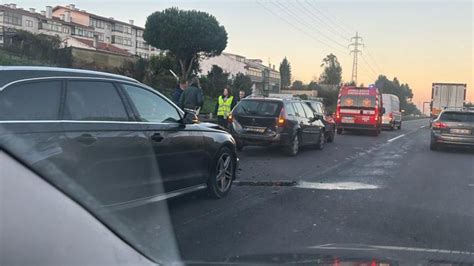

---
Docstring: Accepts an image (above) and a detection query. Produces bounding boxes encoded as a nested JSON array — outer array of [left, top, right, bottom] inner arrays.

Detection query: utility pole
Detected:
[[349, 32, 364, 85]]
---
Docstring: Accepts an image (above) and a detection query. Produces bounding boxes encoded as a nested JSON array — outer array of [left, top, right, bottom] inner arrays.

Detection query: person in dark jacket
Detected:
[[171, 81, 187, 105], [179, 77, 204, 113], [214, 87, 237, 128]]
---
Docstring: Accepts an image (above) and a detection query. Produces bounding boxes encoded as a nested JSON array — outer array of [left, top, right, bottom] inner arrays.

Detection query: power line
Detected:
[[363, 46, 383, 73], [255, 0, 346, 55], [349, 32, 364, 84], [360, 54, 378, 76], [304, 0, 355, 36], [287, 0, 350, 42], [270, 0, 348, 52]]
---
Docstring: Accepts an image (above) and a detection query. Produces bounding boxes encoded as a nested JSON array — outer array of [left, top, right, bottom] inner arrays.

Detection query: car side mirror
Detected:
[[381, 107, 386, 114], [182, 110, 198, 124]]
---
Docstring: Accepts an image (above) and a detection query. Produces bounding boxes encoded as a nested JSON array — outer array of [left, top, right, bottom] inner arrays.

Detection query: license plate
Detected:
[[244, 127, 265, 133], [450, 128, 471, 135], [342, 117, 354, 123]]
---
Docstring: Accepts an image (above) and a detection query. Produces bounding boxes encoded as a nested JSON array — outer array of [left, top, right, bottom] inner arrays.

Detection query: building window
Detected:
[[73, 27, 94, 38], [90, 18, 105, 29], [112, 35, 131, 46], [62, 27, 70, 34], [137, 30, 143, 38], [3, 11, 22, 26], [105, 36, 110, 43], [136, 41, 149, 50], [106, 23, 111, 30], [41, 21, 64, 33], [98, 33, 104, 42], [26, 20, 33, 27]]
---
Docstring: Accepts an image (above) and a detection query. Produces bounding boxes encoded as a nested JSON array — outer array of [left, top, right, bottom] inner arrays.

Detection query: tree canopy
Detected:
[[144, 8, 228, 82], [374, 75, 421, 115], [319, 53, 342, 85], [232, 73, 253, 96], [279, 57, 292, 88], [292, 80, 304, 90], [200, 65, 230, 98]]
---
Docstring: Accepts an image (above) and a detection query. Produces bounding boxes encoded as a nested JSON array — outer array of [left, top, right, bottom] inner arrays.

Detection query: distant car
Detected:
[[304, 100, 336, 142], [430, 109, 474, 150], [381, 94, 402, 130], [229, 97, 325, 156], [0, 66, 238, 203]]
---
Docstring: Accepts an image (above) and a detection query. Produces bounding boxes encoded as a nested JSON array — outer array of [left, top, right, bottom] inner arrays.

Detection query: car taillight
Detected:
[[335, 106, 341, 119], [227, 113, 233, 123], [277, 107, 286, 127], [432, 121, 448, 129]]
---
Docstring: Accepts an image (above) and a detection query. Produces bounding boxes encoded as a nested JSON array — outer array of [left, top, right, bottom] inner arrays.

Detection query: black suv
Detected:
[[0, 66, 238, 208], [229, 97, 325, 156]]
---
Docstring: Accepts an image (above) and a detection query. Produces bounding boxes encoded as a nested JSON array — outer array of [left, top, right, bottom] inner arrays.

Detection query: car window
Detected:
[[284, 102, 296, 116], [439, 112, 474, 122], [293, 103, 306, 118], [234, 100, 282, 117], [301, 103, 315, 118], [64, 81, 129, 121], [0, 81, 61, 120], [122, 84, 181, 123]]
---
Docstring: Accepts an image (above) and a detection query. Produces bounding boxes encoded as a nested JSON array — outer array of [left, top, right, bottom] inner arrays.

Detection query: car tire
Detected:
[[398, 123, 402, 130], [336, 128, 343, 135], [284, 134, 299, 156], [315, 131, 325, 150], [327, 129, 335, 143], [207, 147, 235, 199]]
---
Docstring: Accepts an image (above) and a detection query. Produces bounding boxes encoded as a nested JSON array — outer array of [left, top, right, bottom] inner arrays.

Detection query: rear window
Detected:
[[235, 100, 282, 117], [439, 112, 474, 122], [340, 95, 376, 108], [64, 81, 129, 121], [0, 81, 62, 120]]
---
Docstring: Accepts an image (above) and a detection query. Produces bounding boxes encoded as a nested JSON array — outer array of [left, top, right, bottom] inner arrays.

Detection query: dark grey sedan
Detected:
[[430, 110, 474, 150]]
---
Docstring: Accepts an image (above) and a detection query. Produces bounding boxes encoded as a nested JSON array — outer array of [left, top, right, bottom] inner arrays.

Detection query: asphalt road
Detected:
[[167, 119, 474, 263]]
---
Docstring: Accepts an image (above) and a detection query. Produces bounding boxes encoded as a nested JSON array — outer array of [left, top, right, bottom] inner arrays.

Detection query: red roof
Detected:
[[72, 37, 131, 56]]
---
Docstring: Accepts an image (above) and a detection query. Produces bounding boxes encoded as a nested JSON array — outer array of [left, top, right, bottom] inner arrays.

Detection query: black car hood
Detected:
[[196, 122, 227, 131]]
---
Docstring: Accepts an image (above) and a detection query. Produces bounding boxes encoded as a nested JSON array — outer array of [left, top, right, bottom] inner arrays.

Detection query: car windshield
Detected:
[[340, 95, 377, 108], [235, 100, 282, 116], [1, 0, 473, 265], [440, 112, 474, 122]]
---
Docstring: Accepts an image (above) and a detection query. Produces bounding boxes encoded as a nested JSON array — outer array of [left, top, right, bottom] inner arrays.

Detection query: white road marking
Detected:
[[420, 125, 428, 128], [310, 244, 474, 255], [387, 134, 406, 142], [296, 181, 379, 190]]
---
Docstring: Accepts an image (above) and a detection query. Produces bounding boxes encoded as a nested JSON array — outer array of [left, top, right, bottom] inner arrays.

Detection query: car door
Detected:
[[301, 102, 323, 143], [292, 102, 313, 145], [0, 80, 64, 171], [119, 83, 207, 193], [61, 79, 155, 206]]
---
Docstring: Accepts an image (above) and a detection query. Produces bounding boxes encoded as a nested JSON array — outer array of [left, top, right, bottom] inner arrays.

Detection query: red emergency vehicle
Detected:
[[335, 86, 384, 136]]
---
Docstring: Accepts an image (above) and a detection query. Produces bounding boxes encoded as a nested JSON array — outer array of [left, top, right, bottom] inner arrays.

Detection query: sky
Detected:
[[7, 0, 473, 109]]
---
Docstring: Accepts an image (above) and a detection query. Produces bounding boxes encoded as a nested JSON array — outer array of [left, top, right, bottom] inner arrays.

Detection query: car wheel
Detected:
[[327, 129, 335, 143], [315, 131, 325, 150], [284, 134, 299, 156], [207, 147, 235, 198], [336, 128, 343, 135], [398, 123, 402, 130]]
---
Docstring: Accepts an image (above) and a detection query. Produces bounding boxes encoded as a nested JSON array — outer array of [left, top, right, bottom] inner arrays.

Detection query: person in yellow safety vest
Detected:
[[214, 87, 237, 128]]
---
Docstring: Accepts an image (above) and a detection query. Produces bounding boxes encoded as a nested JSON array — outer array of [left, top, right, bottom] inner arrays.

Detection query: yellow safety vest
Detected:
[[217, 96, 234, 117]]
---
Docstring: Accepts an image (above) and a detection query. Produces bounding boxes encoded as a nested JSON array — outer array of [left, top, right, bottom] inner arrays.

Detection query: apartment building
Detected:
[[0, 3, 158, 58], [201, 52, 281, 93], [53, 4, 158, 58]]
